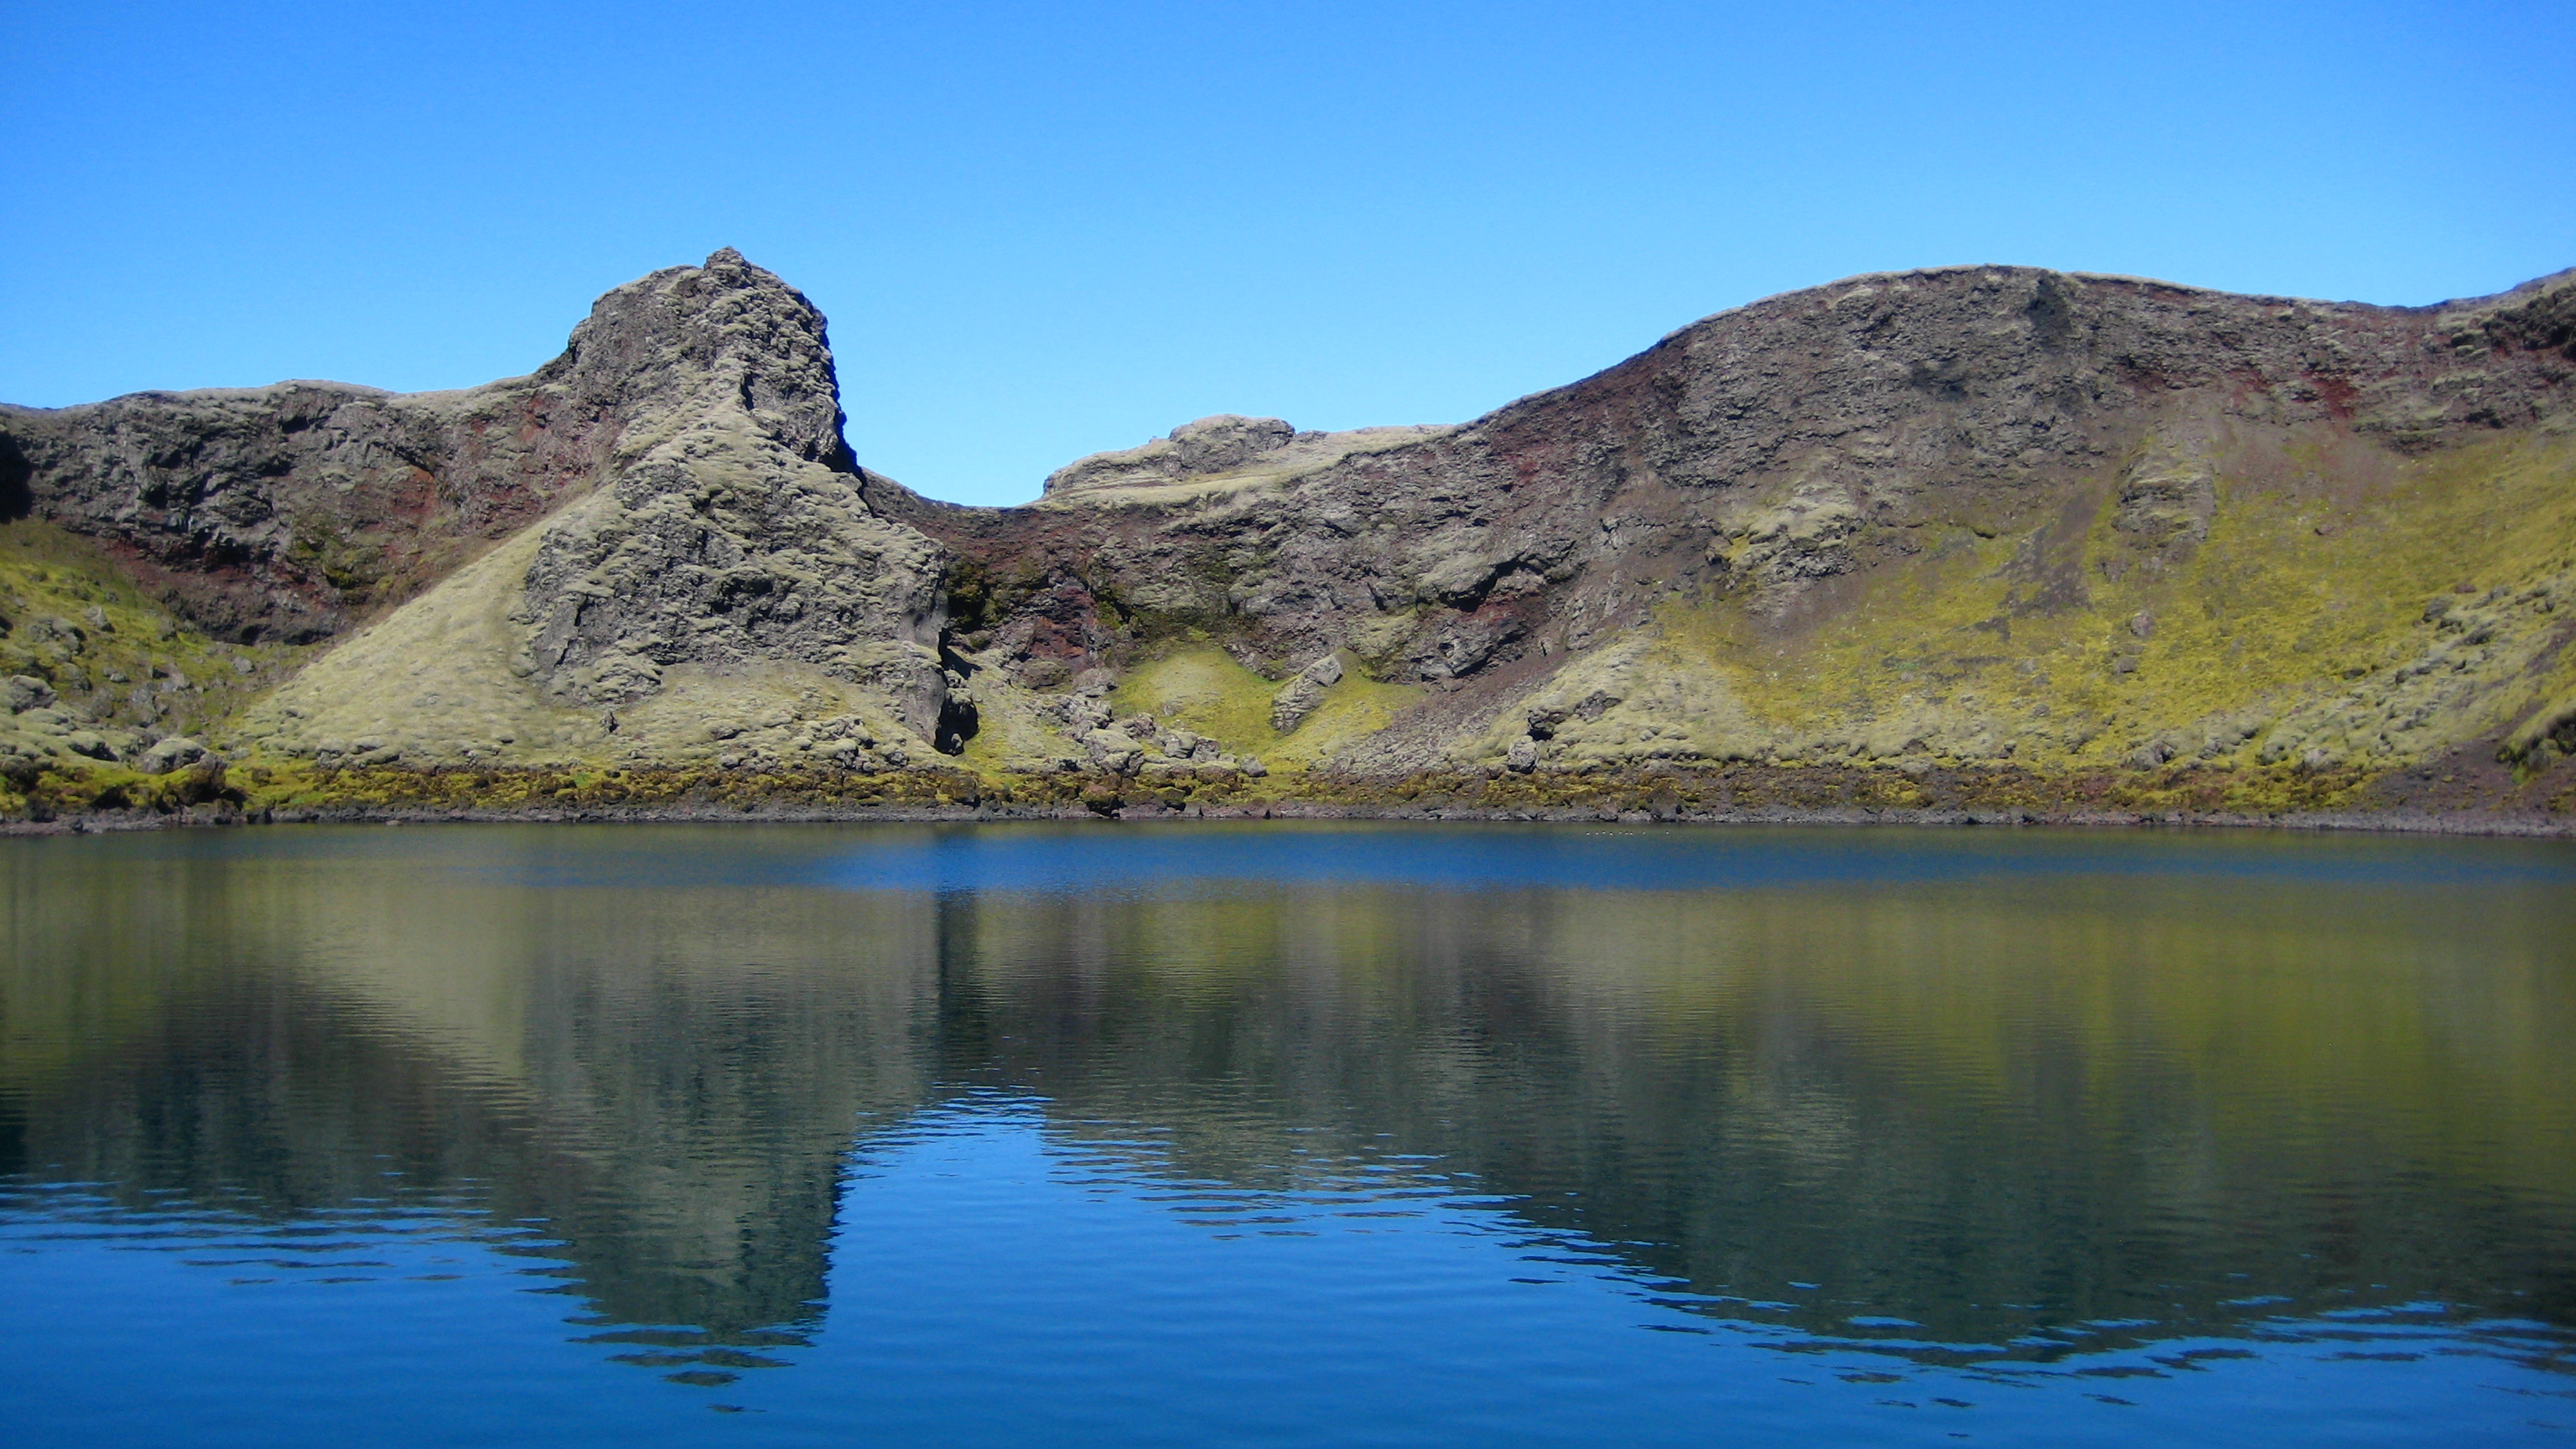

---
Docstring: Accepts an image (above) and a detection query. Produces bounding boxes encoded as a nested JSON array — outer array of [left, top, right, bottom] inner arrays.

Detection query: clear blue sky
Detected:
[[5, 2, 2569, 506]]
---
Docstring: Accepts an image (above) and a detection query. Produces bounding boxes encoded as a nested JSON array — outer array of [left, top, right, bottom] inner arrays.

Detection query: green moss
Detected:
[[1110, 649, 1279, 749], [223, 761, 990, 814], [8, 756, 242, 818], [0, 520, 311, 737], [943, 553, 1047, 637], [1642, 433, 2576, 772], [1108, 647, 1426, 771], [1281, 670, 1425, 766]]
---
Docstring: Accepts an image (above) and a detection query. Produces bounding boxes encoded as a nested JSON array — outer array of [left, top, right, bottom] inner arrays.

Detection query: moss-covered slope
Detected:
[[884, 264, 2576, 824], [4, 257, 2572, 827]]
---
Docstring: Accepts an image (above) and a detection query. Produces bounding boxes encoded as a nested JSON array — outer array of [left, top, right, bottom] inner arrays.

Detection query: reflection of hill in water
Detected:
[[4, 827, 2573, 1351], [935, 880, 2576, 1347], [1, 838, 938, 1337]]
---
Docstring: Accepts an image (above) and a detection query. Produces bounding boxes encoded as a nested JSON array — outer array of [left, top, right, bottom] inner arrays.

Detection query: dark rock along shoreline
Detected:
[[3, 250, 2573, 835]]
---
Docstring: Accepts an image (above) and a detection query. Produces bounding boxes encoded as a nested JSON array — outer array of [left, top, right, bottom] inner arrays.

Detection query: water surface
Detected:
[[3, 823, 2572, 1445]]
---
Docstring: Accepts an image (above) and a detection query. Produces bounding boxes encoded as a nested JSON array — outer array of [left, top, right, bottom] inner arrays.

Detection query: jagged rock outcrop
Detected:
[[1270, 652, 1343, 734], [215, 252, 951, 770], [3, 252, 954, 776], [503, 254, 945, 726], [518, 421, 943, 714], [1041, 415, 1451, 497], [0, 248, 887, 631]]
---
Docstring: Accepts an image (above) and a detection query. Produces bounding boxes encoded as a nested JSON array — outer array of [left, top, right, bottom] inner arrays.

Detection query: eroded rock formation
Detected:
[[5, 252, 953, 777]]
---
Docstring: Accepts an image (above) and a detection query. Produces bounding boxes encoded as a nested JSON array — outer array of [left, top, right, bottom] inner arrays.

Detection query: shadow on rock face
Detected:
[[935, 654, 981, 756], [0, 431, 32, 522]]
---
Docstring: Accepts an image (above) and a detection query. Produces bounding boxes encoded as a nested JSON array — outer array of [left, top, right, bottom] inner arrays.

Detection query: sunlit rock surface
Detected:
[[5, 253, 2574, 823]]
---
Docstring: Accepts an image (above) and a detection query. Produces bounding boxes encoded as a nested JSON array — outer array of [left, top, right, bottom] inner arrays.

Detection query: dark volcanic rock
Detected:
[[871, 264, 2576, 776], [8, 255, 2575, 812], [0, 248, 866, 644], [6, 252, 953, 771]]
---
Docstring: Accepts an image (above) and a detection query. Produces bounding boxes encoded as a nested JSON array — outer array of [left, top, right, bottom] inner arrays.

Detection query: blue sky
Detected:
[[5, 1, 2569, 506]]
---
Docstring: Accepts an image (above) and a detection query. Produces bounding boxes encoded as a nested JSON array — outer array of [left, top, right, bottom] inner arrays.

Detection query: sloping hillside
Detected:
[[5, 254, 2572, 826]]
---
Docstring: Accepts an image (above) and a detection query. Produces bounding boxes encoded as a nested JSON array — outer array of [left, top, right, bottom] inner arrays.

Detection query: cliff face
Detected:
[[4, 254, 2574, 824], [3, 248, 849, 642], [886, 266, 2576, 797], [3, 251, 954, 783]]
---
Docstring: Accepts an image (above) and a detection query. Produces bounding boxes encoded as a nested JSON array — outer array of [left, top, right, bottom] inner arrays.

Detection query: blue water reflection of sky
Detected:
[[802, 823, 2576, 897], [55, 821, 2576, 899], [8, 1096, 2565, 1448]]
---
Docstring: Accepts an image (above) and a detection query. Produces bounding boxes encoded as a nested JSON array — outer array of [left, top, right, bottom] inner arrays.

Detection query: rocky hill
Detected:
[[5, 251, 2573, 828]]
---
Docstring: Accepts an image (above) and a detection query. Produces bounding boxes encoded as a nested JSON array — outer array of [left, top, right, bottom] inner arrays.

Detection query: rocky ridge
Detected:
[[4, 253, 2574, 827], [1040, 414, 1455, 499], [880, 263, 2576, 816], [4, 252, 956, 787]]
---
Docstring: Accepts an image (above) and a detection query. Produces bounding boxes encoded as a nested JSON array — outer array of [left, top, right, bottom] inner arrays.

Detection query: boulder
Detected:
[[3, 676, 56, 713], [141, 736, 212, 774]]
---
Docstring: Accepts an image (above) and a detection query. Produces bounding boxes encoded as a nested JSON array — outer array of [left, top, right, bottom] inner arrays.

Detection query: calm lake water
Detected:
[[3, 822, 2573, 1446]]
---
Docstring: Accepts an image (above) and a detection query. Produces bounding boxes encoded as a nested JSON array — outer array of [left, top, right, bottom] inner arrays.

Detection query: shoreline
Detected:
[[8, 798, 2571, 839]]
